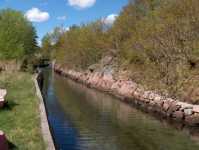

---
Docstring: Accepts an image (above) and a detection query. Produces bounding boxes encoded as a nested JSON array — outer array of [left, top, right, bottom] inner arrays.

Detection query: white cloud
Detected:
[[103, 14, 118, 25], [57, 16, 67, 21], [68, 0, 96, 9], [25, 8, 50, 22]]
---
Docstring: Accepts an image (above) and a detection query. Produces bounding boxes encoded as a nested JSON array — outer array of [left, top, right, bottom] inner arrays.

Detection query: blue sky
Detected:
[[0, 0, 129, 43]]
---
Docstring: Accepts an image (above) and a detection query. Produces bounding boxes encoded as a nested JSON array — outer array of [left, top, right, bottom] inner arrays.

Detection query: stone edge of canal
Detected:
[[34, 73, 56, 150], [53, 64, 199, 127]]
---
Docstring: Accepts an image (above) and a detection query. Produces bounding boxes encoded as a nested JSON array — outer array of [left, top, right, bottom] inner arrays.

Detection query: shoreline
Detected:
[[34, 74, 55, 150], [53, 64, 199, 127]]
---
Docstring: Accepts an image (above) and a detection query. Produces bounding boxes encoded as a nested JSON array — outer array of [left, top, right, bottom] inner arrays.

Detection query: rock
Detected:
[[185, 113, 199, 125], [0, 131, 8, 150], [163, 101, 170, 112], [149, 101, 156, 107], [154, 95, 162, 101], [148, 92, 155, 100], [168, 102, 180, 112], [154, 95, 163, 107], [184, 108, 193, 116], [54, 64, 199, 126], [177, 102, 193, 110], [136, 88, 144, 98], [193, 106, 199, 113], [143, 91, 150, 99], [173, 111, 184, 120], [133, 89, 140, 99]]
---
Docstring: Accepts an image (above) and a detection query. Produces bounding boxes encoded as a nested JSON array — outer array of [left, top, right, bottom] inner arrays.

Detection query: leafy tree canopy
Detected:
[[0, 9, 37, 60]]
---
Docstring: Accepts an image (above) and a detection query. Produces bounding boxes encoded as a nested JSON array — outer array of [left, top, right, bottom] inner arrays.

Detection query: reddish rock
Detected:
[[169, 102, 180, 112], [143, 91, 150, 99], [0, 131, 8, 150], [193, 106, 199, 113], [139, 94, 146, 102], [172, 111, 184, 120], [185, 113, 199, 125], [136, 88, 144, 98], [154, 95, 163, 107], [54, 65, 199, 125], [118, 81, 133, 96], [149, 101, 155, 107], [163, 101, 170, 112], [156, 100, 164, 108], [133, 89, 140, 99]]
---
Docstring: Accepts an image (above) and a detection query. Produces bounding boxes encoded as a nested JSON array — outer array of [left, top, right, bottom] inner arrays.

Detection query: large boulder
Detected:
[[0, 131, 8, 150]]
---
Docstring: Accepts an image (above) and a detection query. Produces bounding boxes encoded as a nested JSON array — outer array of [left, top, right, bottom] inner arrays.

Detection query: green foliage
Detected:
[[42, 0, 199, 102], [41, 26, 65, 60], [0, 9, 37, 60], [42, 22, 108, 69]]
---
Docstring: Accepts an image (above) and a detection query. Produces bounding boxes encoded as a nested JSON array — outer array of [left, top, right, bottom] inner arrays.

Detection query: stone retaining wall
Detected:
[[34, 74, 55, 150], [54, 64, 199, 126]]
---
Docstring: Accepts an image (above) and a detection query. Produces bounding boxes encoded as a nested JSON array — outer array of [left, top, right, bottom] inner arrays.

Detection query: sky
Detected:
[[0, 0, 129, 44]]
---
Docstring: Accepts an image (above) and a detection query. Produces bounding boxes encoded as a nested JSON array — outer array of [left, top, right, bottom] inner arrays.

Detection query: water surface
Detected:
[[42, 68, 199, 150]]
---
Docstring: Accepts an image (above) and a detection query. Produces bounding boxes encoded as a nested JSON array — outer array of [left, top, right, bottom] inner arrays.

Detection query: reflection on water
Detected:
[[42, 68, 199, 150]]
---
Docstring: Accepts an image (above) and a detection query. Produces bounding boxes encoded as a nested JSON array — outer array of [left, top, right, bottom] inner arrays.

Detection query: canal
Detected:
[[41, 68, 199, 150]]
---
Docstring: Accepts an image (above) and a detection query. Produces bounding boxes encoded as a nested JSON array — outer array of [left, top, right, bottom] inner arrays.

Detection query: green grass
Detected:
[[0, 71, 45, 150]]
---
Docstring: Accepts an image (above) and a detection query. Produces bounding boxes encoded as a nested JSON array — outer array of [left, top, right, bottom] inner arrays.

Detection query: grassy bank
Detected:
[[0, 71, 45, 149]]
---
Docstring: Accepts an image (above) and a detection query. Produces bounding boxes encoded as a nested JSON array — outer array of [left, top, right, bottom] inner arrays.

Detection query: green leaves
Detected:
[[0, 9, 37, 60], [41, 0, 199, 101]]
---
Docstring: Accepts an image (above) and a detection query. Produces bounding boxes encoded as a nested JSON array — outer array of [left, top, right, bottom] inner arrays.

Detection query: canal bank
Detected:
[[41, 67, 199, 150], [53, 63, 199, 127], [0, 72, 45, 149], [34, 73, 55, 150]]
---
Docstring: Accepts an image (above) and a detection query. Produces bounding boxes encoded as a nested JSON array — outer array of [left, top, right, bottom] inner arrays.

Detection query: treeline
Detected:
[[42, 0, 199, 103], [0, 9, 38, 71]]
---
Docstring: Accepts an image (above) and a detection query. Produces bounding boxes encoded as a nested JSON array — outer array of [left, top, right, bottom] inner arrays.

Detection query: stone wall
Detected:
[[54, 64, 199, 126], [35, 74, 55, 150]]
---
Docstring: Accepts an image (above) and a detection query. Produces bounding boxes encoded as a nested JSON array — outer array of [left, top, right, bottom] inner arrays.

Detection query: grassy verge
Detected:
[[0, 71, 45, 149]]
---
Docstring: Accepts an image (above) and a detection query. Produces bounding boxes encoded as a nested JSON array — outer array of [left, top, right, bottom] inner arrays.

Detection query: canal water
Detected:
[[41, 68, 199, 150]]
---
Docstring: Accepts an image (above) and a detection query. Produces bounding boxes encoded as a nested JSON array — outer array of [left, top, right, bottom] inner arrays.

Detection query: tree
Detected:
[[0, 9, 37, 60]]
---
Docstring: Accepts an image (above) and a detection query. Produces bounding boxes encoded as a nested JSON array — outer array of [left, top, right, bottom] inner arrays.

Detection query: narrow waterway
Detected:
[[41, 68, 199, 150]]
